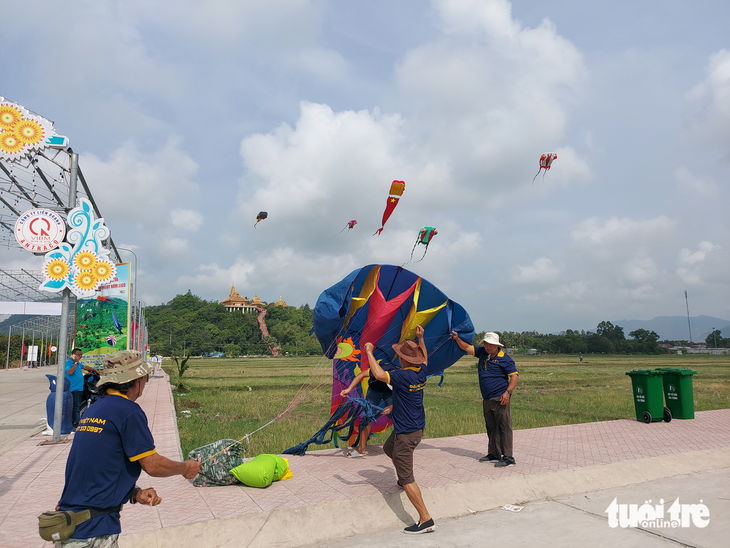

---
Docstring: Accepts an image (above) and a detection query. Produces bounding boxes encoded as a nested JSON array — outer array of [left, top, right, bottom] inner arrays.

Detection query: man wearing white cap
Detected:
[[451, 331, 519, 467]]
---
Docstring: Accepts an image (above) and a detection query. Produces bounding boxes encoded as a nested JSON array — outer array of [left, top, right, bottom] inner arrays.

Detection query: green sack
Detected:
[[188, 439, 246, 487], [230, 454, 289, 488]]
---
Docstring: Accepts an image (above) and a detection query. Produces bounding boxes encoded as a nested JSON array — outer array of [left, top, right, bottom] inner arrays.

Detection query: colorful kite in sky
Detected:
[[335, 220, 357, 237], [533, 153, 557, 184], [254, 211, 268, 229], [283, 264, 474, 455], [373, 180, 405, 236], [405, 226, 438, 265]]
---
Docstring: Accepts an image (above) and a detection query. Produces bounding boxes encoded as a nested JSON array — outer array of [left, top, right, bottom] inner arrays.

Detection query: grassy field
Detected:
[[161, 353, 730, 459]]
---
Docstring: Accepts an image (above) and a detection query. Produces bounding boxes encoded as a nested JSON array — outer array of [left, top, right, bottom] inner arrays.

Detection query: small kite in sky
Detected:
[[335, 220, 357, 238], [532, 153, 557, 184], [373, 180, 405, 236], [405, 226, 438, 265], [254, 211, 268, 229]]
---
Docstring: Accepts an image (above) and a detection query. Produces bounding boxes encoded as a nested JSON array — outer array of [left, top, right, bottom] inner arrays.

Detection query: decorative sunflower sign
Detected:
[[0, 97, 68, 162], [39, 197, 116, 298]]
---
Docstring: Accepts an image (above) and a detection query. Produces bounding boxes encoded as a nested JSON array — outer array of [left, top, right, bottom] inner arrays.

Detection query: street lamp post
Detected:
[[712, 327, 717, 349]]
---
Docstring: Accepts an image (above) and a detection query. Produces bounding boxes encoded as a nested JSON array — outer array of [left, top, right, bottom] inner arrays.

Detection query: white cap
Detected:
[[481, 332, 503, 347]]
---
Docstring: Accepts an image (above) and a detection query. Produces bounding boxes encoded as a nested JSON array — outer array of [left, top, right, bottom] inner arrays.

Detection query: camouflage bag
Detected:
[[188, 439, 247, 487]]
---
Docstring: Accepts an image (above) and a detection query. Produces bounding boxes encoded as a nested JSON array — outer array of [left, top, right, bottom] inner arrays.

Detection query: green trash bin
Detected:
[[655, 368, 697, 419], [626, 369, 671, 423]]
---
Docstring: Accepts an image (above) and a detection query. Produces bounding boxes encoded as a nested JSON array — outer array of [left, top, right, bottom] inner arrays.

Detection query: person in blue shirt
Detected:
[[64, 348, 100, 428], [56, 350, 201, 547], [365, 325, 436, 535], [452, 331, 519, 467]]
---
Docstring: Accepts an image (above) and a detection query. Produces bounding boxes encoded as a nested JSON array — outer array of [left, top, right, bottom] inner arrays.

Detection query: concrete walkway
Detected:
[[0, 366, 728, 547], [0, 366, 58, 457]]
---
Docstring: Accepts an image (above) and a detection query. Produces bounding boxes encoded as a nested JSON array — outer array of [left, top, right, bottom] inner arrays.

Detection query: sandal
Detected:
[[348, 450, 366, 458]]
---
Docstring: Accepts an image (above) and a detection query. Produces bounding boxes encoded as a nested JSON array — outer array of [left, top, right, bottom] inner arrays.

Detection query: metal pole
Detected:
[[53, 152, 78, 442], [21, 327, 25, 368], [5, 325, 11, 369], [684, 290, 693, 343]]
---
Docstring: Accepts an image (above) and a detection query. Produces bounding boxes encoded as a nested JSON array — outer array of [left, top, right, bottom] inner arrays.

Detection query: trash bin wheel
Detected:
[[663, 407, 672, 423], [642, 411, 652, 423]]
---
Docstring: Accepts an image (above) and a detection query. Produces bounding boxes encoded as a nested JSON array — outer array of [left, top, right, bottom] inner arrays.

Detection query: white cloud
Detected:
[[571, 216, 675, 246], [675, 167, 719, 195], [512, 257, 562, 284], [687, 49, 730, 148], [394, 0, 589, 190], [81, 138, 200, 227], [170, 209, 204, 232]]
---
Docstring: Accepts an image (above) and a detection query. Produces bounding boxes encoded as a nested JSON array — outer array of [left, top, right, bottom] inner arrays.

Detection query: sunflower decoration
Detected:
[[73, 251, 97, 271], [0, 131, 25, 155], [73, 271, 99, 293], [44, 258, 70, 281], [14, 118, 45, 145], [0, 104, 22, 130], [92, 259, 116, 282]]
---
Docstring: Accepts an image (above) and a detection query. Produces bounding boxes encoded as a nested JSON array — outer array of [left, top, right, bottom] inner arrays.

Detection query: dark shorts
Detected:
[[365, 386, 393, 409], [383, 429, 423, 485]]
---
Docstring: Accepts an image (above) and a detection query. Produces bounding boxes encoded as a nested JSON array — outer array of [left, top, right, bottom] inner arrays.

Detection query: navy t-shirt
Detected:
[[474, 347, 518, 400], [386, 366, 427, 434], [58, 391, 156, 538]]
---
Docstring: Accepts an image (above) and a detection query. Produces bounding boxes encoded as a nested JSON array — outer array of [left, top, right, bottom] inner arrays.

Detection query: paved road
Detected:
[[0, 366, 58, 456], [307, 468, 729, 548]]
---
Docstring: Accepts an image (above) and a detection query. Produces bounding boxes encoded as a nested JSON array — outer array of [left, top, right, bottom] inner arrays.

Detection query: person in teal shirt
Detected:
[[65, 348, 99, 427]]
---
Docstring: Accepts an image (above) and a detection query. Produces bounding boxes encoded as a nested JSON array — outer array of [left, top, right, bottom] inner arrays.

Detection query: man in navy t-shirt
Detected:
[[365, 325, 436, 535], [57, 350, 201, 547], [452, 331, 519, 467]]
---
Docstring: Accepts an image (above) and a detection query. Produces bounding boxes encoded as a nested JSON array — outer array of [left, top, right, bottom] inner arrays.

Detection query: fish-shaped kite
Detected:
[[532, 153, 557, 184], [405, 226, 437, 265], [335, 220, 357, 237], [373, 180, 405, 236], [254, 211, 268, 229]]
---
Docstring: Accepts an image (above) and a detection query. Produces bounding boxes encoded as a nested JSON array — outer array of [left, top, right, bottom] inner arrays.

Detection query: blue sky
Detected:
[[2, 0, 728, 333]]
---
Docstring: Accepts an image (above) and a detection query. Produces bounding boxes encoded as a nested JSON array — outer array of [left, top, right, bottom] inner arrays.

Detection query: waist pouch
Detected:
[[38, 505, 121, 542]]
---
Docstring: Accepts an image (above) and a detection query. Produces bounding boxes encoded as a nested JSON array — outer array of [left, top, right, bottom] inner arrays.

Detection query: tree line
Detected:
[[483, 321, 679, 355]]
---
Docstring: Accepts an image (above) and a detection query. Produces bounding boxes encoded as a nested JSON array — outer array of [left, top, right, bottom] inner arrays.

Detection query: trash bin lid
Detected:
[[625, 369, 662, 376], [654, 368, 697, 375]]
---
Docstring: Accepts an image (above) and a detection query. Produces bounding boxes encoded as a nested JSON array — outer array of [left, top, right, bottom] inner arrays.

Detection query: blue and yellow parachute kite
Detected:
[[283, 264, 473, 455]]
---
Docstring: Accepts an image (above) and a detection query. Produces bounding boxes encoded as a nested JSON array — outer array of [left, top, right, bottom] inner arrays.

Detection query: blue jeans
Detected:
[[71, 390, 83, 427]]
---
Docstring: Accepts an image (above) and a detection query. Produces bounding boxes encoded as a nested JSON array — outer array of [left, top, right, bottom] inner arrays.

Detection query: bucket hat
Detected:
[[392, 340, 426, 365], [481, 332, 503, 347], [98, 350, 152, 387]]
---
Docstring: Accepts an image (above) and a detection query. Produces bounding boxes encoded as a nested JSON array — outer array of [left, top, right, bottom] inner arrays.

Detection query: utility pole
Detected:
[[684, 290, 693, 344], [54, 152, 78, 442]]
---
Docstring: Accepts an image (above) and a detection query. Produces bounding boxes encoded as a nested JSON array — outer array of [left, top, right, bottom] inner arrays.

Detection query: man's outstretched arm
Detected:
[[139, 452, 201, 479]]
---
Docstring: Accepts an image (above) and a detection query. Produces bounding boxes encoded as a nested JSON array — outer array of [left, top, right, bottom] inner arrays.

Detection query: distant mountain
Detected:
[[614, 315, 730, 341]]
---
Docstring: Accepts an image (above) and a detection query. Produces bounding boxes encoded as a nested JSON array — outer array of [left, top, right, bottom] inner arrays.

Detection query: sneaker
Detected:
[[404, 518, 436, 534], [479, 454, 500, 463], [495, 456, 516, 467]]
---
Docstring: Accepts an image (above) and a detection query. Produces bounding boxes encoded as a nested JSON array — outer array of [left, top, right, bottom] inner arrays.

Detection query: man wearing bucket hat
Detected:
[[365, 325, 436, 535], [451, 331, 519, 467], [54, 350, 201, 547]]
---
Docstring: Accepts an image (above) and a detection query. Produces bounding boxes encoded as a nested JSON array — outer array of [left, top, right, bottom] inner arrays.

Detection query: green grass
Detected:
[[162, 354, 730, 459]]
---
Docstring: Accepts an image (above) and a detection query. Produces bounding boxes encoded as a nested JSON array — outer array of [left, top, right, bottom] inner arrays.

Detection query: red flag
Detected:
[[21, 340, 26, 360]]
